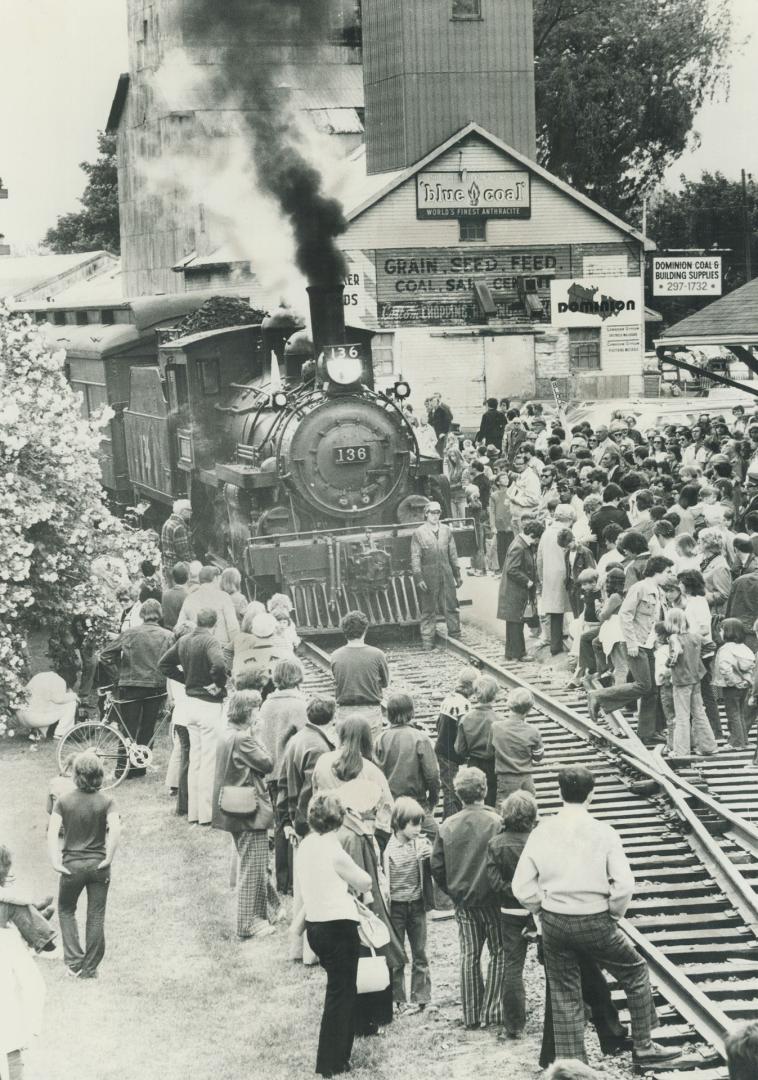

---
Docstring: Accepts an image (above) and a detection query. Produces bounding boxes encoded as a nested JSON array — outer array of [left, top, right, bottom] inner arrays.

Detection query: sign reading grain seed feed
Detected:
[[652, 256, 722, 296], [416, 170, 531, 218]]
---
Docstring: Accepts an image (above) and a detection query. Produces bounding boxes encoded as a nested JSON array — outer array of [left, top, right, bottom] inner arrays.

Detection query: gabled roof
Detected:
[[0, 252, 117, 302], [658, 277, 758, 346], [341, 122, 653, 250]]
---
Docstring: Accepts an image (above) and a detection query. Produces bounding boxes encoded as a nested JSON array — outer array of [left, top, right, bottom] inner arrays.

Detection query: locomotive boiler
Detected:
[[123, 283, 473, 632]]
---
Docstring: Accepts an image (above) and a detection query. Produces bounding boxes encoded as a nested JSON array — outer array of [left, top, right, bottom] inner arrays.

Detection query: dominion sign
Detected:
[[416, 170, 531, 219]]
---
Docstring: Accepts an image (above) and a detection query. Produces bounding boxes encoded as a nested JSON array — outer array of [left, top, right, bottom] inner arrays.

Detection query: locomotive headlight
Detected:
[[393, 380, 411, 400], [326, 351, 363, 386], [271, 390, 288, 410]]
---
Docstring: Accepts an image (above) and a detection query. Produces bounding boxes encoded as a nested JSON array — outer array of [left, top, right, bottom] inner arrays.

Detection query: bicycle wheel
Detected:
[[57, 722, 130, 789]]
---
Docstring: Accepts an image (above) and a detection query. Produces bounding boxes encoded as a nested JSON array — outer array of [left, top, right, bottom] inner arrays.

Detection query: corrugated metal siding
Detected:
[[363, 0, 535, 172]]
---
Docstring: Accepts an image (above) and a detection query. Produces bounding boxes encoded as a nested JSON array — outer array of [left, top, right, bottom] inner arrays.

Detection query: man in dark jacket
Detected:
[[158, 609, 228, 825], [99, 599, 174, 777], [497, 520, 543, 662], [431, 766, 505, 1030], [476, 399, 506, 450], [430, 392, 454, 451]]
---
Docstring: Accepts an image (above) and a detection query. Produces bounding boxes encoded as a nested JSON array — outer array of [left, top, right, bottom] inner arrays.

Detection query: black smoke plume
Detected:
[[183, 0, 348, 286]]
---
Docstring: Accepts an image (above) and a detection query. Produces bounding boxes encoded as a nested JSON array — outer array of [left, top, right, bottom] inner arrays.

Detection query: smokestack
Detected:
[[307, 283, 346, 359]]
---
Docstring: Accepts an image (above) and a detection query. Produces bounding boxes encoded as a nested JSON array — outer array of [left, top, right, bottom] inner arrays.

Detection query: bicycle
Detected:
[[56, 686, 173, 789]]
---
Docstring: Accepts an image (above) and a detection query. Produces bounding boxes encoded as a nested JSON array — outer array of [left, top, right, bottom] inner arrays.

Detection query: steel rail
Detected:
[[301, 633, 757, 1057], [620, 920, 729, 1062], [439, 635, 758, 856]]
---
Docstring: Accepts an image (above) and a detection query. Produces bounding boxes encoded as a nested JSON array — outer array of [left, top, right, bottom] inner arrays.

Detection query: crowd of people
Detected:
[[8, 393, 758, 1078], [450, 397, 758, 762]]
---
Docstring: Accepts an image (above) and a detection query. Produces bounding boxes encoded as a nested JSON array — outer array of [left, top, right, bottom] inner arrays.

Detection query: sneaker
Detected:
[[632, 1041, 681, 1066]]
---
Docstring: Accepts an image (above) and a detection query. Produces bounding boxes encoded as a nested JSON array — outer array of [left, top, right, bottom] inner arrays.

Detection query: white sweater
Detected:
[[512, 804, 634, 918], [295, 832, 371, 924]]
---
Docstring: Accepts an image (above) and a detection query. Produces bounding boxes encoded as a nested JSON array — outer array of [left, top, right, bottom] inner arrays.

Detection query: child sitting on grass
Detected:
[[487, 688, 544, 803], [383, 797, 433, 1015]]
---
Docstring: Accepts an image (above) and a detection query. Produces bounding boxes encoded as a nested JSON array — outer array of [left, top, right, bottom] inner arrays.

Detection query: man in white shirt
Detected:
[[513, 766, 680, 1070]]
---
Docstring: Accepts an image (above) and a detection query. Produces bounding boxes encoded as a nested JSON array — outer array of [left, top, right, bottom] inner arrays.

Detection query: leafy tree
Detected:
[[43, 132, 120, 254], [0, 303, 156, 732], [533, 0, 733, 219], [646, 171, 758, 326]]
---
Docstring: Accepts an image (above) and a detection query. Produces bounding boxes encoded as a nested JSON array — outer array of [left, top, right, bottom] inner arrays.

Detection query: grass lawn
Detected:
[[1, 735, 626, 1080]]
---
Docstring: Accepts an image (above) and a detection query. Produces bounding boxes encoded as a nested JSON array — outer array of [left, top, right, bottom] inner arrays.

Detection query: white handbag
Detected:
[[356, 946, 390, 995], [354, 898, 390, 950]]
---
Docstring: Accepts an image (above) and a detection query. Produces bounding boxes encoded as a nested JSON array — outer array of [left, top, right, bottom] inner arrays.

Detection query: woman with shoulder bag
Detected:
[[212, 690, 278, 941], [295, 793, 372, 1079]]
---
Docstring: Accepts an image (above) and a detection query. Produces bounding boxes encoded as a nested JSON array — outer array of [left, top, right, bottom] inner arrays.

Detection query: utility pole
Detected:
[[742, 169, 753, 283]]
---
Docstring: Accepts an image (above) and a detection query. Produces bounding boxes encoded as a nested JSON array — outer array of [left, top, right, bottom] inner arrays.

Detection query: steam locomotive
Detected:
[[121, 283, 473, 632]]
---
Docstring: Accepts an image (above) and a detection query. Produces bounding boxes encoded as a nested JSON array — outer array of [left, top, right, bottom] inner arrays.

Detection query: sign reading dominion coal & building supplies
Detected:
[[416, 171, 531, 218]]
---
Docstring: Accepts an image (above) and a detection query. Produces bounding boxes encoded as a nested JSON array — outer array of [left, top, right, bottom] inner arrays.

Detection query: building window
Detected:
[[452, 0, 481, 18], [34, 312, 47, 324], [569, 328, 601, 371], [75, 311, 89, 326], [53, 311, 67, 326], [101, 309, 115, 325], [372, 333, 395, 378], [459, 218, 487, 242]]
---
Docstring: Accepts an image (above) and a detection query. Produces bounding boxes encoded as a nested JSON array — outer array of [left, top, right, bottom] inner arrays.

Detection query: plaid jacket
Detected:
[[160, 513, 192, 568]]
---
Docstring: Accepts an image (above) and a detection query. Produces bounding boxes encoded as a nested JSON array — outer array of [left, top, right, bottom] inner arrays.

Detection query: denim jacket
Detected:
[[619, 579, 661, 650]]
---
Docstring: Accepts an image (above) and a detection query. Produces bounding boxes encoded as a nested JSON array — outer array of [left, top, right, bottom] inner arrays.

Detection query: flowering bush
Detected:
[[0, 302, 158, 735]]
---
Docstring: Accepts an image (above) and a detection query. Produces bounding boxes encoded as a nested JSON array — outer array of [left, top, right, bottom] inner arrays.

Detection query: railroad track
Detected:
[[299, 628, 758, 1079]]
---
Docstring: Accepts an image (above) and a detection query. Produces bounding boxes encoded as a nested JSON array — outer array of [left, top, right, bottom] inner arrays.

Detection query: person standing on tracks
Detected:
[[537, 505, 576, 656], [512, 765, 680, 1071], [330, 610, 390, 741], [411, 501, 462, 651], [498, 519, 544, 663], [586, 556, 673, 745], [160, 499, 193, 578]]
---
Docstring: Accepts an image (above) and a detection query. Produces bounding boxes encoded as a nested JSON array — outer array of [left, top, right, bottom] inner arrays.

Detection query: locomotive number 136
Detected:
[[333, 445, 371, 465]]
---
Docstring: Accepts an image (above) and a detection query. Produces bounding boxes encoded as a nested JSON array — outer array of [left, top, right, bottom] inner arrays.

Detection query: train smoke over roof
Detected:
[[182, 0, 348, 287]]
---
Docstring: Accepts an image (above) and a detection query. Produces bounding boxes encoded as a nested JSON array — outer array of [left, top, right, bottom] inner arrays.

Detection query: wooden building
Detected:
[[338, 124, 651, 428]]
